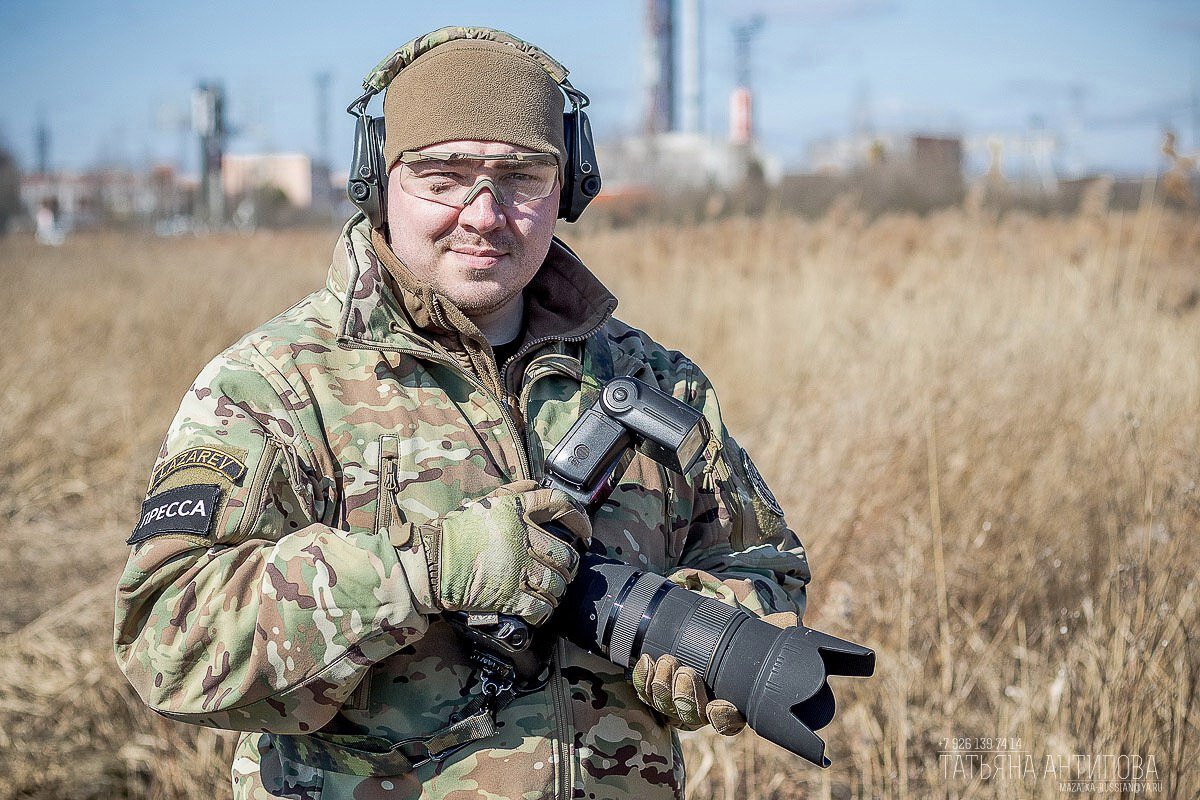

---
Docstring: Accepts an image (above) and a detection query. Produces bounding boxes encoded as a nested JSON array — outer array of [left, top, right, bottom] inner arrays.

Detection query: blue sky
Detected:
[[1, 0, 1197, 176]]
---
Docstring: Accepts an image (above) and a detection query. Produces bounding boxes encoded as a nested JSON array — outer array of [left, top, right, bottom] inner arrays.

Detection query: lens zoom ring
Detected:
[[609, 572, 669, 668], [674, 598, 737, 679]]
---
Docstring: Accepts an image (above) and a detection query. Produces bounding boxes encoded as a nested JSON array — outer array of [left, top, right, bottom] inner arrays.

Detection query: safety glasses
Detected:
[[395, 151, 560, 208]]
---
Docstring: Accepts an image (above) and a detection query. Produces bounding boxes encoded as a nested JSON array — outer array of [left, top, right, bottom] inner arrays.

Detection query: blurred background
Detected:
[[2, 0, 1200, 232], [1, 2, 1198, 799]]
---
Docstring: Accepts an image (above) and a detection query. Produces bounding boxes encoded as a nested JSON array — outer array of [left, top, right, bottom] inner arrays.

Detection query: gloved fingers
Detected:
[[633, 652, 734, 734], [522, 488, 593, 544], [521, 553, 573, 611], [632, 653, 672, 713], [649, 654, 679, 714], [632, 654, 709, 731], [511, 593, 554, 626], [543, 500, 592, 544], [632, 653, 654, 705], [670, 664, 709, 729], [760, 611, 799, 629], [706, 699, 747, 736], [650, 656, 707, 730], [525, 526, 580, 584]]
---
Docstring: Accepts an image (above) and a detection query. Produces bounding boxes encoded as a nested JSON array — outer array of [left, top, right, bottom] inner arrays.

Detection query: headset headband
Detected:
[[364, 27, 568, 91], [351, 26, 588, 112]]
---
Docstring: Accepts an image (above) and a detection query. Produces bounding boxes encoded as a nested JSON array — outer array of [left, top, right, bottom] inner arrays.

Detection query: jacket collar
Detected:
[[328, 214, 617, 355]]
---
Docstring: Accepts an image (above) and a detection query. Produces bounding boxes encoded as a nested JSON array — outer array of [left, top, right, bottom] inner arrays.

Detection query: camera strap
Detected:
[[579, 329, 616, 406], [268, 651, 536, 777]]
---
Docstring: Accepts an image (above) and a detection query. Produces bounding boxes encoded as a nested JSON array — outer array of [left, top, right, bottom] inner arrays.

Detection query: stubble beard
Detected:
[[433, 230, 532, 315]]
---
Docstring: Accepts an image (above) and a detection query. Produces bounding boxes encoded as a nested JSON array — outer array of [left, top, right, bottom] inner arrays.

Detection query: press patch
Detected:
[[128, 484, 221, 545], [742, 449, 784, 517], [149, 446, 246, 491]]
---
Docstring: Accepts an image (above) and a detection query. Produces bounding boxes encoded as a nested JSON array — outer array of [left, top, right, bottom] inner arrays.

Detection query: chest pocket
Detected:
[[373, 427, 509, 537]]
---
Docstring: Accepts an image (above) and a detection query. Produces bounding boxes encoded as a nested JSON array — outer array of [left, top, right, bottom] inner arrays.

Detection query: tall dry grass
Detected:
[[0, 197, 1197, 798]]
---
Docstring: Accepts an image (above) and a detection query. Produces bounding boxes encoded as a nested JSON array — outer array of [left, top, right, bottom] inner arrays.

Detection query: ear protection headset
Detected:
[[346, 27, 602, 229]]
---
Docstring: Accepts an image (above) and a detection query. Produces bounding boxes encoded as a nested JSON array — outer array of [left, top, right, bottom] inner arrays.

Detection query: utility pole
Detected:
[[1068, 83, 1086, 177], [35, 115, 50, 175], [315, 71, 332, 208], [192, 82, 227, 226]]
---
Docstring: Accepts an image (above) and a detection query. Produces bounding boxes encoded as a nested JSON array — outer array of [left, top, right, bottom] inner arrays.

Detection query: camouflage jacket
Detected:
[[114, 215, 811, 800]]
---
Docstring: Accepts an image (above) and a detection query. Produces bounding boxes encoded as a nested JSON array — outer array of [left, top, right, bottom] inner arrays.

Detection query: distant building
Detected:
[[222, 153, 319, 208], [21, 166, 193, 229], [807, 132, 909, 173], [800, 132, 966, 213], [597, 132, 780, 193]]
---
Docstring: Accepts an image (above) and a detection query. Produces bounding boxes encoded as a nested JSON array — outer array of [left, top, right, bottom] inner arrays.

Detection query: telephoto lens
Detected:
[[557, 553, 875, 767]]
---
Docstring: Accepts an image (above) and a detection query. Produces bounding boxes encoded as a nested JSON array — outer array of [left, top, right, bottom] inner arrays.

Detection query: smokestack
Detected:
[[643, 0, 675, 135], [680, 0, 702, 134], [730, 16, 764, 145], [729, 87, 752, 145]]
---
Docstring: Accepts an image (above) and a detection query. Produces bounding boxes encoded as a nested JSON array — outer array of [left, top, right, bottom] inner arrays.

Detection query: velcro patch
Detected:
[[128, 484, 221, 545], [149, 446, 246, 492], [742, 449, 784, 517]]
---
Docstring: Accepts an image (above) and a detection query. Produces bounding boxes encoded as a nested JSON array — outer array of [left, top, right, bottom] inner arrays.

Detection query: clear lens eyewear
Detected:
[[396, 151, 560, 208]]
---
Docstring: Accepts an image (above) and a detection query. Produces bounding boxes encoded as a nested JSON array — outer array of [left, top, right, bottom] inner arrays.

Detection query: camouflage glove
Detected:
[[631, 611, 798, 734], [419, 480, 590, 626]]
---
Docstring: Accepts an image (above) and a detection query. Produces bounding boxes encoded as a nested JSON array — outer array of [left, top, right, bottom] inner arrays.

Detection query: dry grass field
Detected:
[[1, 194, 1198, 798]]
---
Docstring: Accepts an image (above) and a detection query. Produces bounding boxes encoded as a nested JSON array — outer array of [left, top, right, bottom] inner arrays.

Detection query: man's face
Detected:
[[385, 140, 560, 316]]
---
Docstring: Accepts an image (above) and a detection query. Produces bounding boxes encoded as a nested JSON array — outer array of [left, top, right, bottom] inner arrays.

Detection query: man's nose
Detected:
[[458, 182, 506, 232]]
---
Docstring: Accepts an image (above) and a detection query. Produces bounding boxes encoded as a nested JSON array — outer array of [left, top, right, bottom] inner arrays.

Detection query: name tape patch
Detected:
[[128, 484, 222, 545], [149, 446, 246, 491]]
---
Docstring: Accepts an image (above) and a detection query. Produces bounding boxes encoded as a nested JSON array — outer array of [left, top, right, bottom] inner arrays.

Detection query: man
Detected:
[[115, 27, 810, 800]]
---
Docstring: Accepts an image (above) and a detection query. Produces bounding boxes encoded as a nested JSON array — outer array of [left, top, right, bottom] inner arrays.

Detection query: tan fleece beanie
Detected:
[[382, 38, 566, 175]]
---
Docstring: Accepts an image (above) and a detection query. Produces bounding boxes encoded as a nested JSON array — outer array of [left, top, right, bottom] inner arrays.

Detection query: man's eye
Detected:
[[420, 174, 461, 188], [499, 172, 542, 186]]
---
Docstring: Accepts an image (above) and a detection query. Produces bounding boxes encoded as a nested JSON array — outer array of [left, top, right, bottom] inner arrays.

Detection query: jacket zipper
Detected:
[[500, 313, 612, 393], [551, 639, 574, 800], [376, 435, 404, 540]]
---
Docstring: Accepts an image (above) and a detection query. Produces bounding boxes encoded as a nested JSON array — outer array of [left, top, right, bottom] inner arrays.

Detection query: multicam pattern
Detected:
[[423, 480, 585, 625], [362, 27, 569, 93], [114, 215, 811, 799]]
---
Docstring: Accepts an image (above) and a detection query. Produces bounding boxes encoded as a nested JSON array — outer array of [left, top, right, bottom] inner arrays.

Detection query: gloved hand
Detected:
[[631, 610, 799, 734], [419, 480, 590, 626]]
